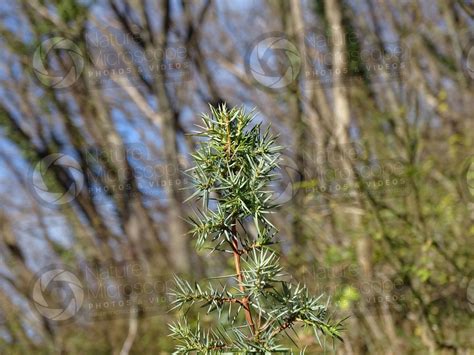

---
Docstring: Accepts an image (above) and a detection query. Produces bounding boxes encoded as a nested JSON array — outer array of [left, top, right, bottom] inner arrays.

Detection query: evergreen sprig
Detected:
[[169, 105, 344, 353]]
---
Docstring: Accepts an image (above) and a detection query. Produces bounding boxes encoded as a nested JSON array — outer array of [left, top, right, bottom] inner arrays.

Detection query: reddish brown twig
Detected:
[[231, 224, 255, 335], [224, 111, 255, 335]]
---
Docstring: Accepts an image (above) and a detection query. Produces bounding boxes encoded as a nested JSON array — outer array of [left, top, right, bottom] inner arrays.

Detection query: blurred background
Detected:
[[0, 0, 473, 353]]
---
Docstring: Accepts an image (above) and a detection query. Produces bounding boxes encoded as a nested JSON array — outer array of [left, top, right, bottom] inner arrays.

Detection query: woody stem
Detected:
[[231, 223, 255, 335]]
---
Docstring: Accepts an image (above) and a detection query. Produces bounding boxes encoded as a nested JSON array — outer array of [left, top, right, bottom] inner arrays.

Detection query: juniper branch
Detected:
[[169, 104, 344, 351]]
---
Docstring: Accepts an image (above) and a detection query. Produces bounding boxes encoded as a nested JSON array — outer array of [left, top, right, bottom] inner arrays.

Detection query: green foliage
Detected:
[[169, 105, 344, 353]]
